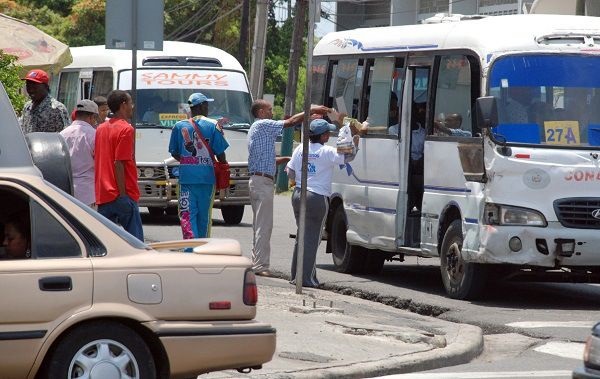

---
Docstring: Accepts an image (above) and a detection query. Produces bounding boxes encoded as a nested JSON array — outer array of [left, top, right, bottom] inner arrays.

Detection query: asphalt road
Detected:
[[142, 194, 600, 378]]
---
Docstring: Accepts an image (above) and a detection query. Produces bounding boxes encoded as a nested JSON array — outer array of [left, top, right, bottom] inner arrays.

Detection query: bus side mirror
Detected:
[[476, 96, 498, 130]]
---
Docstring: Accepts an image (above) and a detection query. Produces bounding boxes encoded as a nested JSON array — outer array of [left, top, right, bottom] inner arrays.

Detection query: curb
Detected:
[[254, 323, 483, 378]]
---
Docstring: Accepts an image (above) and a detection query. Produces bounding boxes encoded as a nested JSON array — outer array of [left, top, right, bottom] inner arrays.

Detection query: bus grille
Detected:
[[554, 198, 600, 229]]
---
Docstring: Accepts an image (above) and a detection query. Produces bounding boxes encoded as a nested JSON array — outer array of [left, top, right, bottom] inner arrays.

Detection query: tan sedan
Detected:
[[0, 84, 275, 378]]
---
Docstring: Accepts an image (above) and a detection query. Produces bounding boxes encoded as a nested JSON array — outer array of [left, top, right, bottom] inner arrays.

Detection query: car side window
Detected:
[[30, 200, 81, 258]]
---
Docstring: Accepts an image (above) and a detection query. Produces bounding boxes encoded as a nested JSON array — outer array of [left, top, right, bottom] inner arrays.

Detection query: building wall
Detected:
[[336, 0, 538, 31]]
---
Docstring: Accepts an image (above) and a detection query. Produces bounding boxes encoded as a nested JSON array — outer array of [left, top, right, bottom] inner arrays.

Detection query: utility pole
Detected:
[[276, 0, 308, 193], [296, 0, 318, 295], [250, 0, 269, 99], [238, 0, 250, 69]]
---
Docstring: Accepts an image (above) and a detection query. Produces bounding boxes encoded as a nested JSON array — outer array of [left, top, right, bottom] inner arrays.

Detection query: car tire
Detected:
[[221, 205, 244, 225], [148, 207, 165, 217], [330, 205, 366, 273], [43, 321, 156, 379], [440, 219, 486, 300], [25, 132, 74, 196]]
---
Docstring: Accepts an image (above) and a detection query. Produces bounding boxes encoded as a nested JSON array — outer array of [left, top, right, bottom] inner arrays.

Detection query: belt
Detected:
[[251, 172, 274, 180]]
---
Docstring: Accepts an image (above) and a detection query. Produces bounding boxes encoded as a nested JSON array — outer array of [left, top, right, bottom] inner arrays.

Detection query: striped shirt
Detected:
[[247, 118, 284, 176]]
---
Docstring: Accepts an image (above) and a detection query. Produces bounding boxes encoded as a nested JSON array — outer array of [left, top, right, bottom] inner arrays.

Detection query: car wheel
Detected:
[[148, 207, 165, 217], [440, 219, 486, 300], [221, 205, 244, 225], [43, 321, 156, 379], [330, 205, 365, 273]]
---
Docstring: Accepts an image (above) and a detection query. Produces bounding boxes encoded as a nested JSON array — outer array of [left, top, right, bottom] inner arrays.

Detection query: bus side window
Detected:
[[433, 55, 475, 137], [364, 57, 395, 135], [91, 70, 114, 99], [310, 58, 327, 106], [331, 59, 359, 120], [57, 71, 79, 115]]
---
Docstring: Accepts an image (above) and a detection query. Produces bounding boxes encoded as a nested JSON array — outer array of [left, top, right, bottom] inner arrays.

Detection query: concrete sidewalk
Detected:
[[206, 276, 483, 379]]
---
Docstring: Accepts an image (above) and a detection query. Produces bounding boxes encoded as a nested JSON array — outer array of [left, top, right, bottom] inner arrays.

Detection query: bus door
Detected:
[[403, 56, 433, 248], [350, 56, 405, 251]]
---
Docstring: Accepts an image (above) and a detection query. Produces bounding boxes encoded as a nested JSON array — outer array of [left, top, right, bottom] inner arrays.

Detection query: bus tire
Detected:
[[25, 132, 74, 196], [440, 220, 486, 300], [148, 207, 165, 217], [221, 205, 244, 225], [330, 206, 365, 273]]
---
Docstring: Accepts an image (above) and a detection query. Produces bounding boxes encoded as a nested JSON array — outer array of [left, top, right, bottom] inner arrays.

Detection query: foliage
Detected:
[[63, 0, 105, 46], [0, 0, 307, 116], [0, 50, 27, 113]]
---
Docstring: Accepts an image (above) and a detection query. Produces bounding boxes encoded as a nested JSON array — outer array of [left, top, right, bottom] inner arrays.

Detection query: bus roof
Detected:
[[314, 14, 600, 60], [65, 41, 244, 72]]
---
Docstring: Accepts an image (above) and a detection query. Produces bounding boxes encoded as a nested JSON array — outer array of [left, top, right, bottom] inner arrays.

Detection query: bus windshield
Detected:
[[118, 69, 252, 129], [489, 54, 600, 147]]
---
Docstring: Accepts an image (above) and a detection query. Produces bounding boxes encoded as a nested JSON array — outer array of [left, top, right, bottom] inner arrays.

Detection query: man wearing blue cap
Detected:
[[285, 118, 359, 287], [169, 93, 229, 239]]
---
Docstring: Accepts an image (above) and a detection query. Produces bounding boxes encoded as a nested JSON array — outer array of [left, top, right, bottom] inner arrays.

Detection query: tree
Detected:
[[263, 1, 307, 118], [0, 50, 27, 113]]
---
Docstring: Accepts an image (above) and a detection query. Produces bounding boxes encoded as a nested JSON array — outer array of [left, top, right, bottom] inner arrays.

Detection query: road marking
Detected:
[[533, 341, 584, 360], [378, 370, 572, 378], [507, 321, 594, 329]]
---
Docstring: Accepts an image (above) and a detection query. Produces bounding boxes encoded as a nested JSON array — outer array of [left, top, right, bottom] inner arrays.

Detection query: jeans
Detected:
[[98, 195, 144, 241]]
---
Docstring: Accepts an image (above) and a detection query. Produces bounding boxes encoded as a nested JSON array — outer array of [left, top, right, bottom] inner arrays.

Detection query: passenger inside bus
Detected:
[[408, 101, 426, 212], [433, 113, 472, 137]]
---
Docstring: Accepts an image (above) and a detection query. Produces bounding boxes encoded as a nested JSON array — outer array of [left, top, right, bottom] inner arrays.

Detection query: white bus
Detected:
[[313, 14, 600, 299], [55, 41, 252, 224]]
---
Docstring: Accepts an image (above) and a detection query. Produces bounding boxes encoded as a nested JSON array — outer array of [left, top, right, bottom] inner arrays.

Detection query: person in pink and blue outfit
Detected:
[[169, 93, 229, 238]]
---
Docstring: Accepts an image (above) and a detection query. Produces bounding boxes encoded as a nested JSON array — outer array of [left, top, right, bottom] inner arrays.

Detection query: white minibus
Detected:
[[55, 41, 252, 224], [313, 14, 600, 299]]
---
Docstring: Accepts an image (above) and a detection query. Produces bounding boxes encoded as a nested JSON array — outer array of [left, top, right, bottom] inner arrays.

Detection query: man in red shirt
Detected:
[[95, 90, 143, 241]]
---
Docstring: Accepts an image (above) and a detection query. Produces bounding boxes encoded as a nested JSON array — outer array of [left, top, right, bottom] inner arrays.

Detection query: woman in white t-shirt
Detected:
[[285, 118, 359, 287]]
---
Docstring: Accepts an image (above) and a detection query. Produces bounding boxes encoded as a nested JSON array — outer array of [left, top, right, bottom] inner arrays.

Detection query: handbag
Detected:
[[188, 118, 230, 190]]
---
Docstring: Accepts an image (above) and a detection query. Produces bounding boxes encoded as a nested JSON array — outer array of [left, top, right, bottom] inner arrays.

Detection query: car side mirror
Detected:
[[476, 96, 498, 130]]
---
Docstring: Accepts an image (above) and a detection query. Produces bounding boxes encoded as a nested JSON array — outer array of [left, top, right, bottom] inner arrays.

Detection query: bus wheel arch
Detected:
[[329, 203, 366, 273]]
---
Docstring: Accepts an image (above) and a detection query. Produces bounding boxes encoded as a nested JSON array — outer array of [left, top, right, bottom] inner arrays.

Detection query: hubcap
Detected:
[[68, 339, 140, 379], [445, 241, 463, 283]]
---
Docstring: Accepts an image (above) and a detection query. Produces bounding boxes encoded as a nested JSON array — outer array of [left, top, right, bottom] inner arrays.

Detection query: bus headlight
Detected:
[[484, 203, 547, 227]]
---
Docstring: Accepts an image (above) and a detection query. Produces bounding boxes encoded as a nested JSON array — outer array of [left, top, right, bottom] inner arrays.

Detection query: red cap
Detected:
[[23, 69, 49, 84]]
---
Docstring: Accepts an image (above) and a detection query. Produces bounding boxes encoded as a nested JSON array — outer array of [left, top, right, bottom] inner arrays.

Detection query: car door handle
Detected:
[[39, 276, 72, 291]]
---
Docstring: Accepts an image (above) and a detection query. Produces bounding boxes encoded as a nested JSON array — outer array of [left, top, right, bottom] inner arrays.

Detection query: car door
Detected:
[[0, 182, 92, 378]]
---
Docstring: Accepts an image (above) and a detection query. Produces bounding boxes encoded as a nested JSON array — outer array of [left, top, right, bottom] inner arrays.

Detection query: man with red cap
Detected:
[[20, 69, 70, 134]]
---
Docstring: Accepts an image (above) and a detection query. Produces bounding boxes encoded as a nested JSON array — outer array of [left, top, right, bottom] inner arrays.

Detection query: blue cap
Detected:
[[309, 119, 336, 136], [188, 93, 214, 107]]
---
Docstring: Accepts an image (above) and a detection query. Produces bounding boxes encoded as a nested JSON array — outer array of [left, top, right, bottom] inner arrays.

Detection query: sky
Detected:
[[273, 0, 337, 37]]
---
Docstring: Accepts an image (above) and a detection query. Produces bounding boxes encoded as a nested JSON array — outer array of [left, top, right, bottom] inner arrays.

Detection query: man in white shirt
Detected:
[[60, 99, 98, 208]]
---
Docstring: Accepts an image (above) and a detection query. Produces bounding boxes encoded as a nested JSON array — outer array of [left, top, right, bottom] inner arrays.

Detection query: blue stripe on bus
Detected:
[[424, 185, 472, 193], [350, 203, 397, 215], [464, 218, 479, 224]]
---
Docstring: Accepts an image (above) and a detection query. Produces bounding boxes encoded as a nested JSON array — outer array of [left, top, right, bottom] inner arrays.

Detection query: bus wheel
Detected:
[[440, 220, 486, 300], [330, 206, 365, 273], [221, 205, 244, 225]]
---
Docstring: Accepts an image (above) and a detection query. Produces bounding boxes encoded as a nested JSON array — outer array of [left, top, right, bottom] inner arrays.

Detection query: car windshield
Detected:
[[489, 54, 600, 147], [119, 68, 252, 130]]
